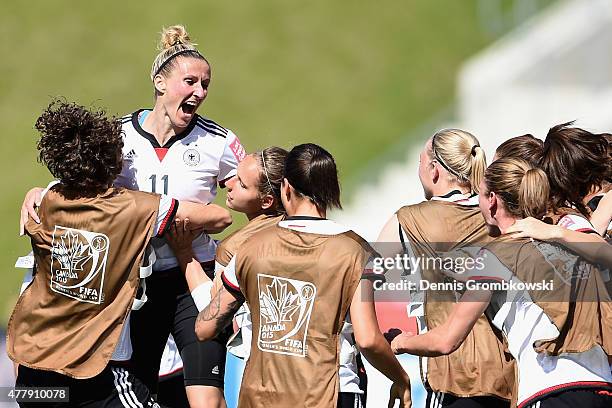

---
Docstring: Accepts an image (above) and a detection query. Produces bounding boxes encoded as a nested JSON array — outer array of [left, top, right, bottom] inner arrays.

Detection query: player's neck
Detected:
[[431, 182, 470, 198], [286, 201, 325, 218], [143, 108, 182, 146], [246, 209, 281, 221], [246, 210, 264, 221], [495, 214, 516, 235]]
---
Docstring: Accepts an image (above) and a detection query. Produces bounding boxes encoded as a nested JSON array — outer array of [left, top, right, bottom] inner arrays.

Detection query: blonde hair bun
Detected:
[[159, 25, 194, 50]]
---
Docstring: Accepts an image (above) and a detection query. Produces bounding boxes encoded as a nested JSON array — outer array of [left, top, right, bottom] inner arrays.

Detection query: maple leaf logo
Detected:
[[260, 278, 300, 325], [52, 230, 92, 274]]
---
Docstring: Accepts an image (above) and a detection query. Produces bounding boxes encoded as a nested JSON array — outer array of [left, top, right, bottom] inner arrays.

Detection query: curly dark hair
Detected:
[[36, 100, 123, 198]]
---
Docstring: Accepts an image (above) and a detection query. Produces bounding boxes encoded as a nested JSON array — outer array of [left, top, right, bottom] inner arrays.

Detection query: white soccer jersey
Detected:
[[115, 110, 245, 271]]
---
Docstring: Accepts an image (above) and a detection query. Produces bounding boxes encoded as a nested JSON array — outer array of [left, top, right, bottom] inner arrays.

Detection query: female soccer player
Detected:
[[191, 143, 412, 408], [20, 25, 242, 408], [157, 147, 287, 407], [377, 129, 515, 408], [9, 100, 225, 407], [168, 146, 371, 406], [539, 122, 610, 233], [392, 158, 612, 408], [493, 130, 604, 236]]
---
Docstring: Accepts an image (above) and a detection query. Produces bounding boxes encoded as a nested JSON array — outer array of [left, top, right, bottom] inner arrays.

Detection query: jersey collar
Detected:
[[284, 215, 327, 221], [431, 190, 479, 206], [131, 109, 198, 148]]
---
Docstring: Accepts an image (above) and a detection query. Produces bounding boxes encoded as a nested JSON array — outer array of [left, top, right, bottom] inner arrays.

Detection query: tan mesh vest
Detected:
[[483, 234, 612, 357], [7, 187, 160, 378], [216, 213, 284, 267], [396, 200, 515, 399], [234, 225, 374, 408]]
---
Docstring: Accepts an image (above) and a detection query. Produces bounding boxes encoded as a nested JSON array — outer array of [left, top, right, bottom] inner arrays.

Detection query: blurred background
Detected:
[[5, 0, 610, 406]]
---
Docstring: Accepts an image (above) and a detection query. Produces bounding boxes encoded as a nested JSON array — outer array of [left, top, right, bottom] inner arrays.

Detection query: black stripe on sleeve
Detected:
[[198, 117, 228, 134], [196, 123, 224, 137], [157, 199, 178, 237], [196, 120, 227, 138], [221, 271, 243, 297]]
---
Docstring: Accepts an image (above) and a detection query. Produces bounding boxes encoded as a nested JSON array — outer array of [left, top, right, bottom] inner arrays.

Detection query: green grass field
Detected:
[[0, 0, 545, 324]]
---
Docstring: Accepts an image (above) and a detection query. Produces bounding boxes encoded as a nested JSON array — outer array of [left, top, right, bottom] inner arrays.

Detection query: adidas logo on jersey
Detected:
[[211, 365, 220, 375], [124, 149, 137, 160]]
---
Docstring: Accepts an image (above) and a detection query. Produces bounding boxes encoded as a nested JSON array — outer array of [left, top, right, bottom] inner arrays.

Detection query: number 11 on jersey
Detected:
[[149, 174, 169, 194]]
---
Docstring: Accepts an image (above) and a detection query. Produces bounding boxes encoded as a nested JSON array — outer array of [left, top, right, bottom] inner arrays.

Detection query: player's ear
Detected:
[[489, 191, 498, 215], [260, 194, 275, 211], [281, 178, 292, 203], [153, 74, 167, 94], [430, 162, 440, 184]]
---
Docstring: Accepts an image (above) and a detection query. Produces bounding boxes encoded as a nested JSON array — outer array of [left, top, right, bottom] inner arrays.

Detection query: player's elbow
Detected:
[[354, 331, 381, 352], [436, 336, 461, 356], [195, 320, 215, 342], [207, 209, 232, 233]]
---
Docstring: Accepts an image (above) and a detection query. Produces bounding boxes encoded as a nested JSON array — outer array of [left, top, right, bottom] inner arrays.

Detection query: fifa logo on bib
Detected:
[[50, 226, 109, 304], [257, 274, 316, 357]]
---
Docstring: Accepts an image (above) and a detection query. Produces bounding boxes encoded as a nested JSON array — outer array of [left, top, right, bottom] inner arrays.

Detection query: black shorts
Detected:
[[523, 388, 612, 408], [426, 390, 510, 408], [129, 263, 231, 393], [15, 364, 157, 408]]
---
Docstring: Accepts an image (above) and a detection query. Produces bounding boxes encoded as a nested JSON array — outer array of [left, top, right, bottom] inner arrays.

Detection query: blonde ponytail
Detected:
[[485, 158, 549, 219], [518, 168, 549, 218], [469, 145, 486, 194], [431, 128, 487, 194]]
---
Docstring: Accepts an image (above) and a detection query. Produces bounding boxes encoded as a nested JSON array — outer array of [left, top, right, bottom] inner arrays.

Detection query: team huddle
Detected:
[[7, 25, 612, 408]]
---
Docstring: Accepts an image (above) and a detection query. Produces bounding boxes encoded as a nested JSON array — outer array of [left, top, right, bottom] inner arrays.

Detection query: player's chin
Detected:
[[174, 109, 194, 128]]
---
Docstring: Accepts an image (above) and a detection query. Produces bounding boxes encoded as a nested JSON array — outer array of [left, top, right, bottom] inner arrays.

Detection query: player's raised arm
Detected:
[[506, 217, 612, 268], [175, 201, 232, 233]]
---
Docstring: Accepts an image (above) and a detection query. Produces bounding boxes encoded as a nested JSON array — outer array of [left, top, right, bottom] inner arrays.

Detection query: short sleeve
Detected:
[[219, 130, 245, 185], [221, 255, 242, 296], [154, 195, 178, 236], [558, 214, 597, 234]]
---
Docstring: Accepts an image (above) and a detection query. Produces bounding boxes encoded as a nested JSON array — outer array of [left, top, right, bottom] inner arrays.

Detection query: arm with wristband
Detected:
[[165, 219, 215, 311]]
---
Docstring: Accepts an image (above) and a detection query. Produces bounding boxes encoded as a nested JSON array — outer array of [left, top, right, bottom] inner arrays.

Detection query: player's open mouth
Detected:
[[181, 101, 198, 115]]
